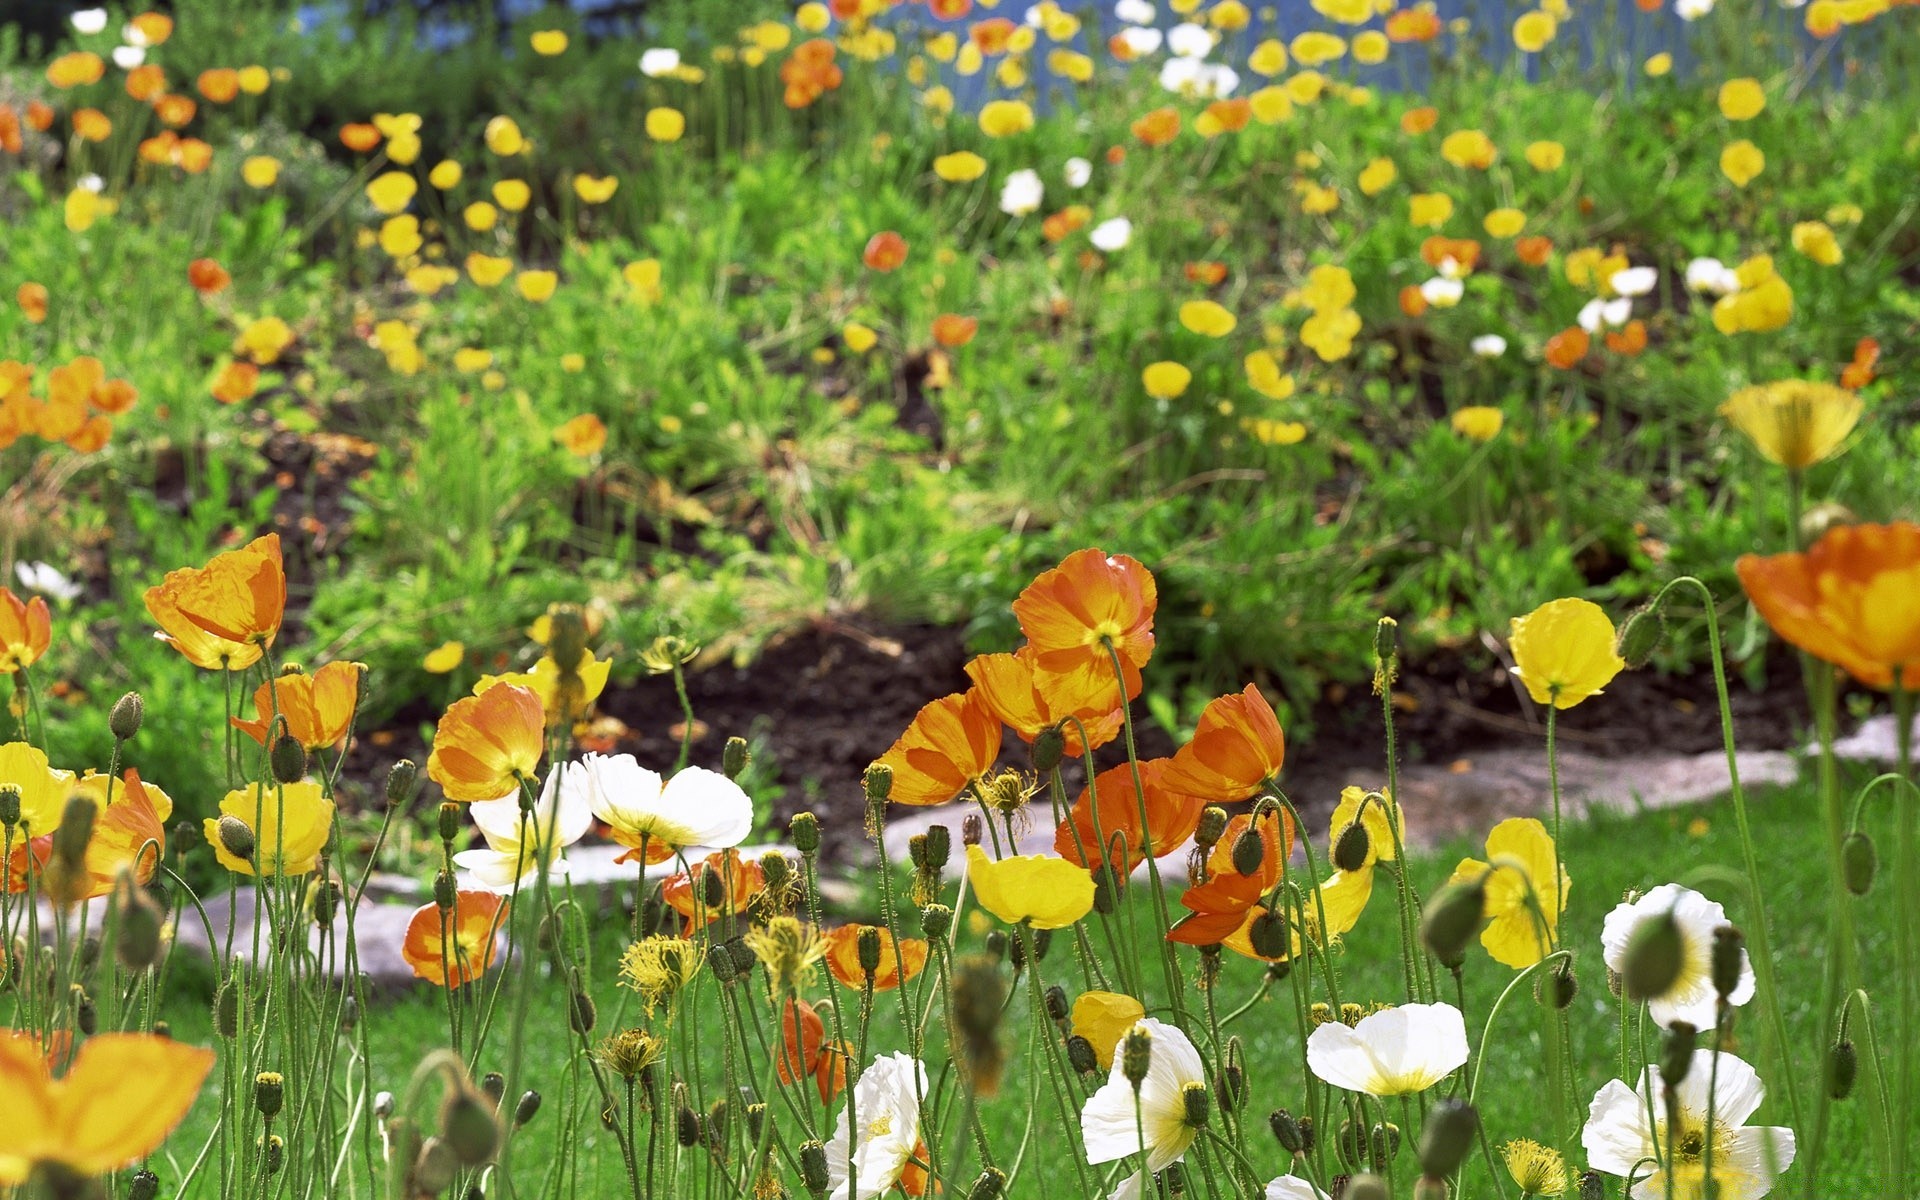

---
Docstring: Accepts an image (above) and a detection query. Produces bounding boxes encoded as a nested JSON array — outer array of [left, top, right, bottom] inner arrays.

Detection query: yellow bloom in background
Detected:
[[1719, 380, 1861, 469], [1250, 38, 1289, 74], [379, 215, 422, 258], [452, 348, 494, 372], [237, 65, 270, 94], [1525, 140, 1566, 170], [646, 107, 686, 142], [365, 171, 416, 214], [1483, 207, 1526, 238], [933, 151, 987, 182], [1244, 350, 1296, 400], [1720, 139, 1765, 187], [242, 156, 280, 188], [516, 270, 558, 302], [1210, 0, 1251, 30], [429, 159, 463, 189], [1451, 406, 1504, 440], [205, 781, 335, 875], [1508, 598, 1625, 709], [1712, 256, 1794, 334], [1409, 192, 1454, 228], [1448, 817, 1568, 968], [965, 845, 1094, 929], [1790, 220, 1842, 265], [493, 179, 532, 211], [796, 1, 831, 32], [1440, 129, 1496, 168], [0, 1032, 215, 1186], [484, 114, 525, 156], [560, 353, 586, 372], [1243, 418, 1308, 446], [65, 187, 105, 232], [1717, 76, 1766, 120], [1301, 263, 1356, 312], [1180, 300, 1237, 337], [1512, 10, 1557, 51], [1143, 360, 1193, 399], [1285, 71, 1326, 104], [424, 640, 465, 673], [1301, 307, 1361, 361], [1297, 182, 1339, 214], [1644, 52, 1673, 76], [464, 200, 499, 231], [574, 174, 619, 204], [467, 253, 513, 287], [1250, 87, 1294, 123], [1071, 991, 1146, 1068], [239, 316, 294, 364], [1048, 49, 1094, 82], [921, 85, 955, 115], [1313, 0, 1374, 22], [1358, 157, 1397, 195], [1353, 31, 1389, 63], [843, 322, 878, 353], [1826, 202, 1864, 225], [978, 99, 1034, 137], [1290, 31, 1347, 66], [531, 29, 568, 55]]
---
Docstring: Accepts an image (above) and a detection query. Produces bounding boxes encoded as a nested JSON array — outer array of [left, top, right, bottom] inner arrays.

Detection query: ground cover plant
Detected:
[[2, 0, 1919, 1196]]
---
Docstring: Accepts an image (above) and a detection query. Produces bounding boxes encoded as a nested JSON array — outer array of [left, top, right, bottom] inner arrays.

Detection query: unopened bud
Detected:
[[1030, 725, 1066, 773], [437, 802, 462, 844], [480, 1072, 506, 1105], [701, 863, 725, 907], [1616, 603, 1666, 669], [798, 1140, 830, 1193], [216, 815, 256, 862], [1827, 1040, 1858, 1100], [968, 1168, 1008, 1200], [1230, 827, 1264, 876], [1578, 1169, 1605, 1200], [922, 824, 951, 870], [128, 1169, 160, 1200], [387, 759, 418, 808], [441, 1088, 501, 1165], [1333, 821, 1371, 872], [962, 812, 983, 846], [1248, 909, 1291, 960], [0, 786, 19, 828], [1066, 1035, 1098, 1074], [1122, 1027, 1153, 1089], [707, 941, 738, 983], [1416, 1099, 1478, 1178], [1195, 806, 1229, 850], [270, 734, 308, 785], [1842, 831, 1876, 895], [1420, 879, 1485, 969], [412, 1137, 458, 1194], [1711, 926, 1745, 1000], [116, 887, 164, 971], [74, 985, 96, 1034], [1374, 617, 1399, 665], [1215, 1061, 1244, 1114], [1661, 1022, 1698, 1086], [1092, 865, 1119, 914], [53, 795, 98, 868], [921, 904, 953, 940], [434, 870, 458, 910], [857, 926, 884, 978], [110, 692, 145, 741], [1413, 1178, 1450, 1200], [570, 989, 598, 1035], [374, 1091, 396, 1120], [1346, 1174, 1390, 1200], [677, 1104, 702, 1147], [1270, 1109, 1305, 1154], [1043, 984, 1068, 1022], [255, 1072, 285, 1119], [1623, 910, 1686, 1003], [1180, 1081, 1210, 1127], [261, 1133, 285, 1175], [722, 736, 750, 780], [514, 1090, 542, 1128], [790, 811, 820, 855], [1535, 958, 1577, 1010]]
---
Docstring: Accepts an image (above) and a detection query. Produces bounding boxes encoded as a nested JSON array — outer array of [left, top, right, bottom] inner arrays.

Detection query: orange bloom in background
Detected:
[[1, 587, 52, 674], [0, 107, 20, 155], [72, 108, 111, 142], [46, 52, 106, 89], [824, 924, 930, 990], [1162, 683, 1287, 802], [931, 313, 978, 348], [1168, 808, 1295, 946], [1132, 106, 1181, 147], [1398, 104, 1439, 134], [188, 258, 231, 294], [210, 360, 260, 405], [427, 682, 546, 800], [1515, 235, 1554, 267], [776, 996, 824, 1083], [1840, 337, 1879, 390], [153, 94, 197, 128], [174, 138, 214, 174], [664, 849, 767, 929], [1011, 548, 1156, 705], [1398, 285, 1428, 317], [1204, 98, 1253, 134], [128, 12, 175, 45], [26, 102, 55, 132], [1738, 522, 1920, 691], [964, 650, 1122, 756], [872, 691, 1003, 807], [1055, 759, 1207, 873], [1420, 236, 1481, 272], [553, 413, 608, 457], [197, 68, 240, 103], [130, 65, 170, 102], [1604, 319, 1648, 356], [54, 770, 168, 901], [1544, 327, 1589, 369], [1387, 10, 1442, 40], [340, 122, 381, 152], [863, 230, 909, 272], [0, 1031, 213, 1186], [231, 661, 365, 750], [15, 283, 47, 324], [1185, 261, 1228, 287], [143, 534, 285, 670], [780, 38, 843, 108], [401, 891, 508, 986]]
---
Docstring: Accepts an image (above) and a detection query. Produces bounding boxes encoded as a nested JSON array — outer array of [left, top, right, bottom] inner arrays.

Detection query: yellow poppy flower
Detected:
[[1508, 598, 1625, 709], [530, 29, 568, 55], [1317, 786, 1404, 937], [1448, 817, 1567, 968], [646, 107, 686, 142], [1408, 192, 1454, 228], [1644, 52, 1673, 76], [424, 640, 465, 673], [464, 201, 499, 231], [0, 1032, 215, 1185], [492, 179, 531, 212], [1071, 991, 1146, 1068], [965, 845, 1095, 930], [978, 99, 1034, 137], [1451, 406, 1504, 441], [1439, 129, 1496, 169], [1249, 86, 1294, 124], [1719, 380, 1861, 469], [1719, 139, 1765, 187], [1790, 220, 1842, 266], [933, 151, 987, 182], [0, 741, 74, 834], [429, 159, 463, 189], [1244, 349, 1296, 400], [1512, 10, 1556, 51], [1524, 140, 1566, 171], [365, 171, 416, 215], [1353, 31, 1389, 63], [484, 115, 524, 156], [1290, 31, 1347, 66], [1249, 38, 1289, 74], [1483, 207, 1527, 238], [1179, 300, 1237, 338], [843, 322, 878, 353], [1717, 77, 1765, 120], [466, 253, 513, 287], [1142, 361, 1192, 399], [515, 270, 558, 303], [242, 156, 280, 188], [573, 174, 619, 204], [204, 780, 335, 876]]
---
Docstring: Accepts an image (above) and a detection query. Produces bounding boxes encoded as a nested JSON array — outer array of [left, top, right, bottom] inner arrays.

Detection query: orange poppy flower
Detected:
[[0, 1031, 213, 1185], [401, 891, 508, 986], [43, 770, 168, 903], [197, 68, 240, 103], [779, 39, 842, 109], [231, 661, 365, 751], [128, 12, 175, 45], [71, 108, 111, 141], [1514, 235, 1554, 267], [426, 682, 546, 801], [143, 534, 285, 670], [15, 283, 48, 324], [1055, 759, 1207, 874], [125, 65, 167, 103], [188, 258, 230, 294], [1, 587, 51, 674], [1840, 336, 1879, 390], [1398, 285, 1428, 318], [25, 102, 54, 132], [3, 836, 52, 895], [339, 122, 382, 152], [153, 94, 197, 128], [65, 416, 112, 454], [1132, 106, 1181, 147], [776, 996, 824, 1084], [1398, 104, 1439, 133], [46, 52, 105, 90], [871, 690, 1003, 807], [1544, 327, 1589, 369], [970, 16, 1018, 53], [1420, 236, 1481, 273], [1162, 683, 1287, 802], [823, 924, 930, 990], [1185, 261, 1229, 287], [663, 848, 767, 930], [931, 0, 973, 16], [1168, 808, 1296, 946], [964, 650, 1122, 756], [1010, 548, 1156, 707], [174, 137, 213, 174], [931, 314, 978, 348], [863, 231, 908, 272], [1737, 522, 1920, 691], [210, 360, 260, 404], [553, 413, 607, 457], [1604, 319, 1647, 356]]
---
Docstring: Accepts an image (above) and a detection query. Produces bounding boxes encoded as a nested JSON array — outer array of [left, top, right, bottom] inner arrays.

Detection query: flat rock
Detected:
[[1828, 714, 1920, 763]]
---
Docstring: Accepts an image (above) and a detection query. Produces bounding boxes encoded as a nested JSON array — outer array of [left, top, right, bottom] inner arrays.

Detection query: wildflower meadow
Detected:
[[2, 0, 1918, 1197]]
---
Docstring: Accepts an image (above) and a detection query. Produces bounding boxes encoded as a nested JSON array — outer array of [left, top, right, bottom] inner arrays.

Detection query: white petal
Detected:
[[1081, 1075, 1150, 1165], [1306, 1021, 1379, 1093], [1723, 1125, 1796, 1193], [1582, 1077, 1653, 1176], [658, 766, 755, 847], [72, 8, 109, 34], [1266, 1177, 1332, 1200]]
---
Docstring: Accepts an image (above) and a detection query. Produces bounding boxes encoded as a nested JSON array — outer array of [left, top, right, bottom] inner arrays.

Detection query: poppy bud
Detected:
[[922, 824, 951, 870], [116, 886, 164, 972], [1031, 928, 1052, 962], [761, 849, 792, 892], [968, 1168, 1008, 1200], [1615, 603, 1666, 669], [110, 692, 145, 741], [215, 815, 258, 861], [1347, 1174, 1390, 1200], [864, 763, 893, 804], [1031, 726, 1066, 773], [1038, 983, 1066, 1022], [908, 833, 931, 871], [374, 1091, 396, 1121], [1827, 1039, 1858, 1099], [1298, 1116, 1317, 1153], [248, 1071, 284, 1120], [1622, 910, 1685, 1003], [261, 1133, 285, 1175], [1374, 616, 1399, 665], [547, 607, 588, 675], [1711, 926, 1745, 1000], [727, 936, 756, 977], [1092, 865, 1119, 914], [1247, 909, 1291, 959], [921, 904, 953, 940], [1578, 1169, 1605, 1200], [1413, 1178, 1449, 1200], [1270, 1108, 1305, 1154], [640, 894, 664, 937], [570, 989, 597, 1034], [1535, 958, 1577, 1010], [745, 1101, 767, 1144], [962, 812, 983, 846], [1123, 1027, 1153, 1089], [857, 926, 884, 978], [785, 810, 819, 855], [387, 759, 418, 808], [1420, 879, 1485, 969], [0, 786, 19, 828], [129, 1169, 160, 1200], [1842, 831, 1876, 895], [441, 1088, 501, 1165], [799, 1140, 830, 1193], [1230, 827, 1265, 876], [481, 1072, 506, 1105], [270, 734, 308, 785], [991, 929, 1013, 963], [723, 736, 750, 780], [215, 977, 242, 1038], [52, 795, 97, 869], [706, 941, 737, 982], [700, 863, 726, 907], [1417, 1099, 1478, 1178], [677, 1104, 702, 1147], [1066, 1034, 1098, 1075], [1215, 1062, 1244, 1114], [1661, 1022, 1698, 1086], [1180, 1081, 1210, 1127], [412, 1136, 458, 1194], [1333, 821, 1371, 872], [432, 869, 458, 911], [73, 985, 96, 1035]]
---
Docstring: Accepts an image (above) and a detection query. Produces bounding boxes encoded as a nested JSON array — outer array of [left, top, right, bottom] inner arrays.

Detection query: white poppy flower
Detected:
[[639, 48, 682, 77], [1601, 883, 1754, 1029], [577, 755, 752, 854], [1158, 56, 1202, 92], [824, 1052, 927, 1200], [1081, 1018, 1207, 1173], [1167, 22, 1215, 57], [1610, 266, 1658, 297], [1119, 25, 1165, 55], [1000, 168, 1044, 216], [1266, 1178, 1332, 1200], [1116, 0, 1157, 24], [1471, 335, 1509, 358], [15, 562, 84, 602], [112, 45, 146, 69], [78, 173, 105, 194], [121, 22, 152, 46], [1307, 1002, 1469, 1096], [1578, 297, 1633, 331], [1676, 0, 1715, 17], [71, 8, 109, 34], [1583, 1050, 1795, 1200], [452, 763, 594, 892], [1421, 276, 1465, 308], [1065, 156, 1093, 188], [1686, 257, 1740, 296], [1194, 63, 1240, 97], [1090, 217, 1132, 252]]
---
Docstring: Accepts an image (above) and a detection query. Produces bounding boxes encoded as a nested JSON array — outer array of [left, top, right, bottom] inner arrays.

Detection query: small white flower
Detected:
[[1610, 266, 1658, 297], [1081, 1018, 1207, 1172], [1686, 257, 1741, 296], [1675, 0, 1714, 19], [1471, 335, 1509, 358], [112, 45, 146, 69], [452, 764, 594, 892], [1307, 1002, 1469, 1096], [1194, 63, 1240, 97], [1602, 882, 1755, 1029], [1118, 25, 1164, 55], [1158, 55, 1202, 92], [14, 562, 84, 602], [999, 168, 1044, 216], [1420, 276, 1465, 308], [121, 21, 153, 46], [576, 755, 753, 855], [79, 173, 105, 194], [1064, 156, 1093, 188], [1266, 1178, 1332, 1200], [1115, 0, 1157, 24], [1583, 1050, 1794, 1200], [824, 1052, 927, 1200], [1090, 217, 1132, 252], [1577, 297, 1633, 332], [639, 47, 681, 77], [71, 8, 109, 34], [1167, 21, 1216, 58]]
